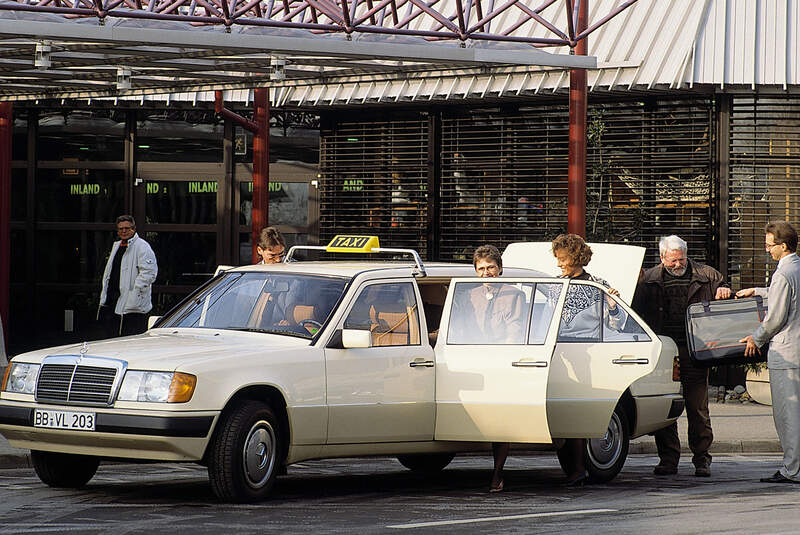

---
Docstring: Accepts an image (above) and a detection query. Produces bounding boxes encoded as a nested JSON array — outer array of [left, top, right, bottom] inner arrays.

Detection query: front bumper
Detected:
[[0, 401, 218, 461]]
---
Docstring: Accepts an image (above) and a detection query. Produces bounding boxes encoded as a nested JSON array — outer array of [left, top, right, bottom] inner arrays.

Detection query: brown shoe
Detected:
[[653, 464, 678, 476]]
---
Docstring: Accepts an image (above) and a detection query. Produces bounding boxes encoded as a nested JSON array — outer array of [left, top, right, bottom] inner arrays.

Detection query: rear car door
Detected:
[[547, 280, 658, 438], [434, 278, 565, 443]]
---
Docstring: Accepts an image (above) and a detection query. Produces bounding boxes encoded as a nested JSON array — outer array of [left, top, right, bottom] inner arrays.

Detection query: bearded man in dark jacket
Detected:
[[632, 235, 731, 478]]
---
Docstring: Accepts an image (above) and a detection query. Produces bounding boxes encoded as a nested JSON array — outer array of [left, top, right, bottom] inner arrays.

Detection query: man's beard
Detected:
[[665, 265, 687, 277]]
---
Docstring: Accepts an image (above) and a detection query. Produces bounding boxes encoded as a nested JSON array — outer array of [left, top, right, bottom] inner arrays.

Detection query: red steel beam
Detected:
[[251, 88, 270, 264], [215, 89, 269, 263], [0, 0, 639, 48], [567, 0, 586, 237], [0, 102, 11, 353]]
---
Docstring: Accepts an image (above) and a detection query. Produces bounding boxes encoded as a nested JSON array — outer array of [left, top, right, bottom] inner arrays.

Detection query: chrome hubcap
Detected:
[[587, 412, 622, 469], [243, 419, 276, 489]]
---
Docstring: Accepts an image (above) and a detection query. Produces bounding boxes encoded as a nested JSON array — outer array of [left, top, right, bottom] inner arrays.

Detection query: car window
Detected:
[[529, 283, 560, 344], [343, 282, 421, 346], [604, 311, 651, 342], [557, 282, 630, 343], [159, 272, 348, 338], [557, 284, 603, 342], [447, 281, 534, 345]]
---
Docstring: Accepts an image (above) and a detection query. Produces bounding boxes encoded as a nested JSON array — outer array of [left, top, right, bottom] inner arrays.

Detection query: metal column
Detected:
[[215, 89, 270, 264], [568, 0, 588, 237], [251, 88, 270, 264], [0, 102, 11, 352]]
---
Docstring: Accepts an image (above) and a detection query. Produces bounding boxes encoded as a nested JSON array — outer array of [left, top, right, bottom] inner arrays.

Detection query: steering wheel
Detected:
[[299, 319, 323, 333]]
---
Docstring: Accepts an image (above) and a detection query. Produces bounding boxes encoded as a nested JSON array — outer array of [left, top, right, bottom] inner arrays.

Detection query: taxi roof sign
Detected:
[[284, 235, 427, 277], [326, 235, 380, 253]]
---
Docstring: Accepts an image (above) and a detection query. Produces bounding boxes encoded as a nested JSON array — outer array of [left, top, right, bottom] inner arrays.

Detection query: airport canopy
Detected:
[[0, 0, 642, 101]]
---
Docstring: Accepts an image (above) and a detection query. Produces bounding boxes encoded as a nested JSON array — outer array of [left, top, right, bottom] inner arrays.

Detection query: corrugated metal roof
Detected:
[[266, 0, 800, 107], [47, 0, 800, 107]]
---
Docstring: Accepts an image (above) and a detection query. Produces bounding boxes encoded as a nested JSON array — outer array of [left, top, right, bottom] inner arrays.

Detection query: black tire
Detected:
[[31, 450, 99, 488], [585, 405, 630, 483], [396, 452, 455, 474], [208, 401, 283, 503]]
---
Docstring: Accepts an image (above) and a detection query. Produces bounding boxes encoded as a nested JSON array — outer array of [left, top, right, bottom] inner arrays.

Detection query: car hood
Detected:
[[11, 329, 310, 369], [502, 242, 645, 304]]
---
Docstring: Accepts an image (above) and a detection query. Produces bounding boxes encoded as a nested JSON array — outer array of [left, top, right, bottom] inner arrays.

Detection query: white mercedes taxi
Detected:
[[0, 236, 682, 502]]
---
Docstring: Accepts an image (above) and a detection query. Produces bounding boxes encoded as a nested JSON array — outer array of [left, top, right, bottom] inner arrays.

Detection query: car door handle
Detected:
[[409, 359, 434, 368], [512, 360, 548, 368], [612, 357, 650, 365]]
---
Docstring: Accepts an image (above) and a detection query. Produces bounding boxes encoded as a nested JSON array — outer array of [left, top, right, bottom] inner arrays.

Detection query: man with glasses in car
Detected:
[[97, 215, 158, 338]]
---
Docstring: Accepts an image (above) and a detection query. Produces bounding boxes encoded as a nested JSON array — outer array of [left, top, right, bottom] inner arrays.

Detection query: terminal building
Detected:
[[4, 0, 800, 355]]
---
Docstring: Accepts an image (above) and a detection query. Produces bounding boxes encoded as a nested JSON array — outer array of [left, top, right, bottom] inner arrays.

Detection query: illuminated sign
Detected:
[[246, 182, 284, 193], [326, 235, 380, 253], [189, 181, 217, 193], [69, 183, 100, 195], [343, 179, 364, 192]]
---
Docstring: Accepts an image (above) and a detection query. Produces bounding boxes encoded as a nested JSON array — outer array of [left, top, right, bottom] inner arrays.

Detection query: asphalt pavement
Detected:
[[0, 400, 780, 470]]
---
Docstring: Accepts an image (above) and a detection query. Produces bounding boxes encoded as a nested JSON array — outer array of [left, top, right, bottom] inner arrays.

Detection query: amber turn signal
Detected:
[[167, 372, 197, 403], [0, 365, 11, 391]]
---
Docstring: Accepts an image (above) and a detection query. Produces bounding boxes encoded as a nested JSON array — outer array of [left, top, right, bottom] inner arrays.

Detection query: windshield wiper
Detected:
[[229, 327, 310, 339]]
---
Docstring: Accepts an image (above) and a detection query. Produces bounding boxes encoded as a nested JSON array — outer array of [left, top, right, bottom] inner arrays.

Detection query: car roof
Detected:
[[224, 262, 548, 279]]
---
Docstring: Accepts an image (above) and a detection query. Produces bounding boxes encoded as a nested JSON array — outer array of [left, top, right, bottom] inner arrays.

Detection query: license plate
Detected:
[[33, 409, 96, 431]]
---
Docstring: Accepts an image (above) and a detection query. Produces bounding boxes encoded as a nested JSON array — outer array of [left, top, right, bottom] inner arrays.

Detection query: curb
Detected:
[[630, 439, 783, 455]]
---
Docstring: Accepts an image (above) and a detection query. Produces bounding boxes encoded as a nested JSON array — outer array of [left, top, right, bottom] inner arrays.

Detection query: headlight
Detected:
[[117, 371, 197, 403], [2, 363, 40, 394]]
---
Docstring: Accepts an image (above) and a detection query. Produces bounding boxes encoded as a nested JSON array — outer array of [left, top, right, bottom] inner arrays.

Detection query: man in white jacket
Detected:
[[98, 215, 158, 337], [739, 220, 800, 483]]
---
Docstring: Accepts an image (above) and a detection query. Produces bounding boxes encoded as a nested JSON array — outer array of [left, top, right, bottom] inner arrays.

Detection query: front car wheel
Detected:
[[208, 401, 283, 503], [31, 450, 99, 488]]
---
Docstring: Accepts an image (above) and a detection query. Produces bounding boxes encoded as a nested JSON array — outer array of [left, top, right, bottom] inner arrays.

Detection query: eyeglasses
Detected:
[[765, 242, 779, 250], [262, 250, 285, 260]]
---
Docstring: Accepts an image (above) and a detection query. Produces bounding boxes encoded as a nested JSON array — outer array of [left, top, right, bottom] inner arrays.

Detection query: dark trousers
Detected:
[[654, 347, 713, 468], [99, 305, 148, 338]]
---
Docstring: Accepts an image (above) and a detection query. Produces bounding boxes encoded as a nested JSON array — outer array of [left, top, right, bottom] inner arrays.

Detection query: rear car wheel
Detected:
[[31, 450, 99, 488], [585, 405, 630, 483], [396, 452, 455, 473], [208, 401, 283, 503]]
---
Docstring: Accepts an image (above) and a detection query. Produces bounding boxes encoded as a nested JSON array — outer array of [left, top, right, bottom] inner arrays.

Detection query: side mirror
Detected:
[[147, 316, 161, 330], [342, 328, 372, 349]]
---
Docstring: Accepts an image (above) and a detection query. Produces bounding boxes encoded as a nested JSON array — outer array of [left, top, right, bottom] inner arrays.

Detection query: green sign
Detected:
[[69, 183, 100, 195]]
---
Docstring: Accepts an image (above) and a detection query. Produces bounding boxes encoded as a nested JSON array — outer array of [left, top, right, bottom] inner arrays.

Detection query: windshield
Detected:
[[158, 272, 349, 338]]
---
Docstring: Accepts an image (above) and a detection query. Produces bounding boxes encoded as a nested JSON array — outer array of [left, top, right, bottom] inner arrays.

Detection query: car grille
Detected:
[[36, 362, 119, 406]]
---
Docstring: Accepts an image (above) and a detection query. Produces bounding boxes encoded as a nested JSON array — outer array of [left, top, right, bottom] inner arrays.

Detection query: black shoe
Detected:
[[653, 464, 678, 476], [564, 473, 588, 487], [694, 465, 711, 477], [760, 471, 799, 483]]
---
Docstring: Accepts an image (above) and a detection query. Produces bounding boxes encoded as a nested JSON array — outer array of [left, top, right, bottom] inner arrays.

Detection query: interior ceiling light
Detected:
[[34, 41, 51, 70], [116, 67, 131, 90], [270, 56, 286, 82]]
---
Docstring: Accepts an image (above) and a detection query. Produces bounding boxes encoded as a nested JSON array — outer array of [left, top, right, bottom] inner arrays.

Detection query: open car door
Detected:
[[434, 278, 566, 443]]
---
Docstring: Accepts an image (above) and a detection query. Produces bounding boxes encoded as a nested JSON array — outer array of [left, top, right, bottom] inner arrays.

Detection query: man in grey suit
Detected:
[[739, 220, 800, 483]]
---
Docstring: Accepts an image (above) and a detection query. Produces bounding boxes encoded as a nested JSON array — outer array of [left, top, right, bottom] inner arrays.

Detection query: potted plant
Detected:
[[745, 362, 771, 406]]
